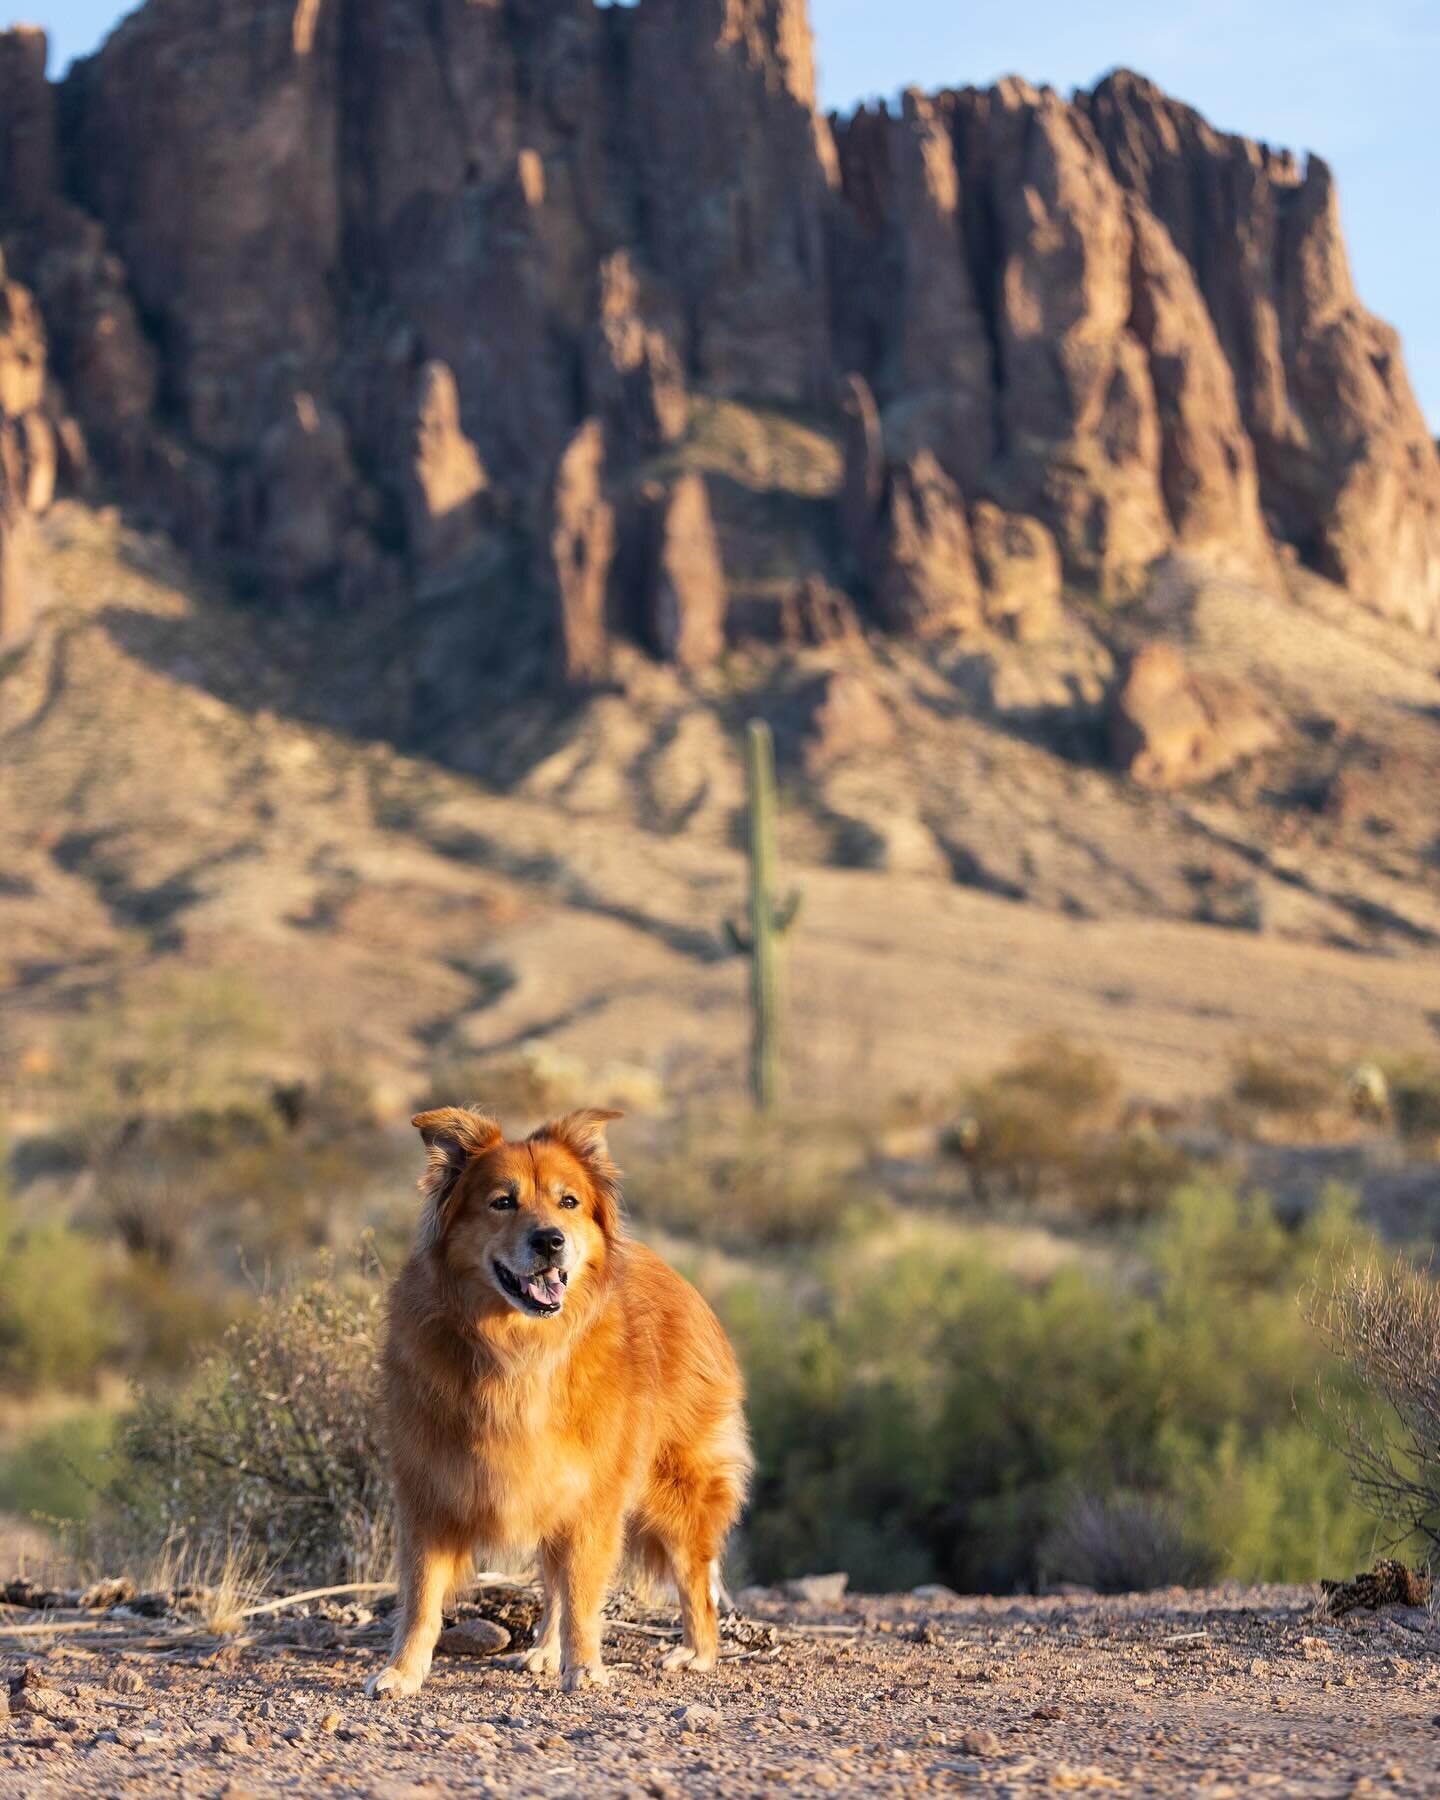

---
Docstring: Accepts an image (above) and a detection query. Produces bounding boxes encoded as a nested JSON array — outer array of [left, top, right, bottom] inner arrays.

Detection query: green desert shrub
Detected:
[[110, 1255, 247, 1376], [0, 1407, 119, 1527], [726, 1181, 1382, 1593], [0, 1156, 241, 1397], [1177, 1421, 1378, 1585], [0, 1195, 119, 1395]]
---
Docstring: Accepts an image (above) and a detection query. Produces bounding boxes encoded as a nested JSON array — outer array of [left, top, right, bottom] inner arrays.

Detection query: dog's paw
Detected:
[[560, 1661, 611, 1693], [660, 1645, 717, 1673], [494, 1646, 562, 1676], [365, 1665, 425, 1700]]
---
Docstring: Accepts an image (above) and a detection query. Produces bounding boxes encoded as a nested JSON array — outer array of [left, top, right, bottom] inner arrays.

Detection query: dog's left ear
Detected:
[[413, 1106, 503, 1247], [532, 1109, 624, 1236]]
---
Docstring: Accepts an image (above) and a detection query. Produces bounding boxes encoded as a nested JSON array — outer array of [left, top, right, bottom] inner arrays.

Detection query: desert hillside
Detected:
[[2, 499, 1440, 1114]]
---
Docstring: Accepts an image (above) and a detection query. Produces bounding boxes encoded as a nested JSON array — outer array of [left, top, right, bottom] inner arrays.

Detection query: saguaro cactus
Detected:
[[726, 719, 801, 1109]]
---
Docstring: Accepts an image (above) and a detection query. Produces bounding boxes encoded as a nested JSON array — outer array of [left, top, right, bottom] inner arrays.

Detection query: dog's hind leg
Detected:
[[493, 1544, 562, 1675], [660, 1544, 720, 1673], [366, 1533, 464, 1700], [655, 1417, 749, 1674]]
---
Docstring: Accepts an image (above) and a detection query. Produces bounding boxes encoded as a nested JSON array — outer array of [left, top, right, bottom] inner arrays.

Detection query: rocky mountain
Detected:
[[5, 0, 1440, 1116], [1, 0, 1437, 674]]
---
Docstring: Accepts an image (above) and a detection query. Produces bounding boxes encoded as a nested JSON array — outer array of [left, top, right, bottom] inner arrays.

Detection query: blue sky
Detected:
[[20, 0, 1440, 426]]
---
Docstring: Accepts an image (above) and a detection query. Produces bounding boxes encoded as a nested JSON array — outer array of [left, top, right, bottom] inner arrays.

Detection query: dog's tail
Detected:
[[621, 1536, 738, 1613]]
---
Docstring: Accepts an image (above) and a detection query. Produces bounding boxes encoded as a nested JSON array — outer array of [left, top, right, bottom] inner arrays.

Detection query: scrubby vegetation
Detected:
[[626, 1113, 873, 1252], [726, 1183, 1384, 1593], [0, 1408, 117, 1530], [1308, 1253, 1440, 1558], [3, 1003, 1437, 1598], [1222, 1038, 1440, 1149], [1381, 1057, 1440, 1146], [106, 1267, 391, 1587], [941, 1034, 1197, 1221], [72, 1182, 1389, 1597]]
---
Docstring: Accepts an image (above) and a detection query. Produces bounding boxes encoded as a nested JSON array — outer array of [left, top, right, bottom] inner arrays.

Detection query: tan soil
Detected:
[[2, 1585, 1435, 1797]]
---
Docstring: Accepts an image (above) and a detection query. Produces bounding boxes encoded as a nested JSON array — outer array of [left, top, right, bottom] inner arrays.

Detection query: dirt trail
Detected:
[[2, 1584, 1435, 1796]]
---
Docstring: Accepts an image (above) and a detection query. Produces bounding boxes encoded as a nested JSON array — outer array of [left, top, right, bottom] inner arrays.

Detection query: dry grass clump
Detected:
[[1309, 1255, 1440, 1558], [626, 1114, 873, 1252], [107, 1264, 392, 1588], [1231, 1042, 1349, 1121], [1039, 1492, 1214, 1594], [1380, 1055, 1440, 1145], [191, 1541, 272, 1637], [37, 971, 282, 1125], [132, 1533, 275, 1636], [424, 1043, 664, 1133], [940, 1035, 1189, 1220]]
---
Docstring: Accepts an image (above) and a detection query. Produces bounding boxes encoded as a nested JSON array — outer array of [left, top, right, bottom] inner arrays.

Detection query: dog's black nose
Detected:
[[529, 1227, 565, 1261]]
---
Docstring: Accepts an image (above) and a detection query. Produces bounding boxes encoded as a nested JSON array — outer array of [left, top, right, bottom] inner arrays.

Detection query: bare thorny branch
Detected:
[[1306, 1254, 1440, 1562]]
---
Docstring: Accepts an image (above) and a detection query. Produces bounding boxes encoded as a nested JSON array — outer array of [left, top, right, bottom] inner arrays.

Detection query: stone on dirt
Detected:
[[436, 1617, 512, 1656], [782, 1572, 850, 1606]]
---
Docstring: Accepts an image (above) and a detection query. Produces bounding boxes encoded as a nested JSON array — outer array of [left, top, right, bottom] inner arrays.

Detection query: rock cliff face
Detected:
[[0, 1, 1436, 663]]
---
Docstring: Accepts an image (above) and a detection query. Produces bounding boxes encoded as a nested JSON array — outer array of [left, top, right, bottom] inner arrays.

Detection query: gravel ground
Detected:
[[2, 1583, 1436, 1797]]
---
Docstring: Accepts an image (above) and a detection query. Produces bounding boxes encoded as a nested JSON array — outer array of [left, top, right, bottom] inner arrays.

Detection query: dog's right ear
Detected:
[[412, 1107, 503, 1247]]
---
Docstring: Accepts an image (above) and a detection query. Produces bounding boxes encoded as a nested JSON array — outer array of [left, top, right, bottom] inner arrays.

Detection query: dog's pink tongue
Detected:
[[524, 1274, 564, 1307]]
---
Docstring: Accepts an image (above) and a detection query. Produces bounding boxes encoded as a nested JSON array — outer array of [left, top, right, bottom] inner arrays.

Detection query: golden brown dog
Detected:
[[366, 1106, 752, 1697]]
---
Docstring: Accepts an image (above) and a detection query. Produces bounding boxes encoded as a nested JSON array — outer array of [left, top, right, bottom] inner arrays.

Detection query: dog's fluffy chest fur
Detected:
[[451, 1357, 603, 1550], [394, 1304, 643, 1555]]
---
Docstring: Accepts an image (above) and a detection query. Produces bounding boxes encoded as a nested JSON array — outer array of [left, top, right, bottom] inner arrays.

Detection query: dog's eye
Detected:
[[559, 1194, 580, 1210], [489, 1194, 517, 1211]]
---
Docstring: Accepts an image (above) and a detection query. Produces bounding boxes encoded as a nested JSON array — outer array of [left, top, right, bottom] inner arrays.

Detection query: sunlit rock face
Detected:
[[0, 4, 1435, 664]]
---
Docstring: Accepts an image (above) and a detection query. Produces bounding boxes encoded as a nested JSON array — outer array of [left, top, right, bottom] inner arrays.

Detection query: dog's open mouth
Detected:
[[494, 1260, 568, 1317]]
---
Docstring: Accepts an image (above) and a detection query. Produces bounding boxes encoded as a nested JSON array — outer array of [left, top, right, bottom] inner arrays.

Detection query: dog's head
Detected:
[[410, 1105, 623, 1322]]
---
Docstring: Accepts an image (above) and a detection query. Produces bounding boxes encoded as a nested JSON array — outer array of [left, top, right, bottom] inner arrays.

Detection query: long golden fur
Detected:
[[366, 1106, 752, 1698]]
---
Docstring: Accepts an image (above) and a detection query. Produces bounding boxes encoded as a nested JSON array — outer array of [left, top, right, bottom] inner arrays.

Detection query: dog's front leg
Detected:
[[494, 1543, 562, 1675], [551, 1517, 624, 1692], [366, 1533, 463, 1699]]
